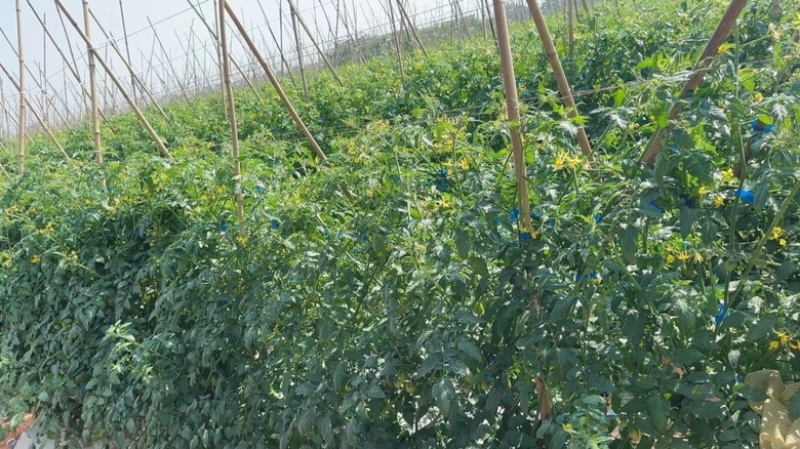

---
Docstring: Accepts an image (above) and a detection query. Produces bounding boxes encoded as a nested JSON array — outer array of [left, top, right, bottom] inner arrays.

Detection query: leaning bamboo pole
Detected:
[[287, 0, 345, 85], [16, 0, 26, 175], [641, 0, 748, 167], [26, 0, 94, 117], [219, 0, 244, 227], [83, 0, 104, 180], [493, 0, 532, 234], [55, 0, 172, 160], [395, 0, 429, 56], [256, 0, 298, 84], [224, 3, 327, 161], [525, 0, 593, 157]]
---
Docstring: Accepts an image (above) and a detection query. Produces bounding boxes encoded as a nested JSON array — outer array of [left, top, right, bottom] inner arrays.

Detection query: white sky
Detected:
[[0, 0, 503, 130]]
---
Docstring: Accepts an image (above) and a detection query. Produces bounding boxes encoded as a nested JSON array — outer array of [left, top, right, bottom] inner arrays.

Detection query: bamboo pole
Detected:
[[219, 0, 244, 227], [0, 62, 72, 164], [287, 0, 345, 86], [118, 0, 139, 106], [395, 0, 429, 56], [336, 0, 366, 64], [147, 18, 192, 106], [16, 0, 26, 175], [641, 0, 748, 167], [482, 0, 497, 42], [83, 0, 104, 184], [26, 0, 94, 117], [525, 0, 593, 157], [256, 0, 298, 84], [386, 0, 406, 87], [55, 0, 172, 159], [291, 8, 310, 101], [41, 14, 48, 128], [567, 0, 574, 58], [224, 3, 327, 161], [493, 0, 532, 234]]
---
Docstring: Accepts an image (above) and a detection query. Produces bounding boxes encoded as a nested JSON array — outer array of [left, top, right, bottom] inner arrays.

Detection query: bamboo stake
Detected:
[[291, 8, 310, 101], [42, 14, 48, 128], [224, 3, 327, 161], [219, 0, 244, 227], [641, 0, 748, 167], [147, 18, 191, 107], [386, 0, 406, 87], [55, 0, 172, 159], [83, 0, 104, 183], [257, 1, 298, 84], [16, 0, 26, 175], [117, 0, 139, 106], [567, 0, 574, 58], [482, 0, 497, 42], [525, 0, 593, 157], [493, 0, 532, 234], [287, 0, 345, 86], [26, 0, 94, 117], [228, 25, 266, 102], [0, 62, 72, 164], [334, 0, 366, 64], [395, 0, 429, 56]]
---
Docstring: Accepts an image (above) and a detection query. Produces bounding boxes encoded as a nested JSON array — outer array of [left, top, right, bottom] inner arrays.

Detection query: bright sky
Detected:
[[0, 0, 496, 129]]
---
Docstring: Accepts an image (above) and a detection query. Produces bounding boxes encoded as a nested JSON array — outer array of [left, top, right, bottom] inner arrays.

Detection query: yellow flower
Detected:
[[714, 195, 725, 208], [721, 169, 735, 182], [693, 252, 704, 264], [789, 341, 800, 351], [718, 43, 733, 55], [563, 423, 574, 433], [458, 158, 470, 171], [553, 152, 567, 171], [666, 255, 675, 265], [771, 227, 783, 240], [753, 92, 764, 103], [779, 238, 787, 246], [677, 251, 690, 263], [235, 235, 248, 247], [773, 329, 790, 346], [567, 155, 582, 169], [31, 255, 41, 265], [698, 186, 710, 196], [768, 341, 780, 351]]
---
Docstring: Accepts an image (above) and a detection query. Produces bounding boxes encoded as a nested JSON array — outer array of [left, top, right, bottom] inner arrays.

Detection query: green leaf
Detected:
[[672, 348, 705, 365], [647, 396, 670, 433], [455, 230, 471, 259], [458, 339, 483, 362], [776, 260, 795, 283], [432, 379, 455, 416], [619, 225, 638, 264], [415, 357, 439, 378], [679, 207, 700, 239], [788, 394, 800, 421], [549, 429, 568, 449]]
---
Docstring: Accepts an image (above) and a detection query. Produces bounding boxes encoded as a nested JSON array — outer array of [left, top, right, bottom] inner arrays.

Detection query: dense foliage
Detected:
[[1, 0, 799, 447]]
